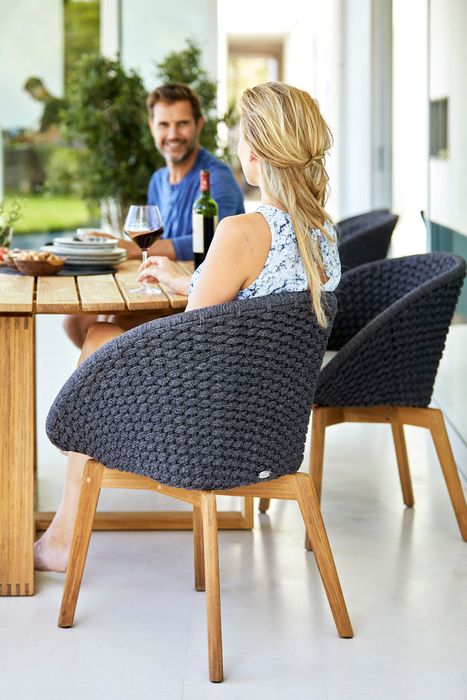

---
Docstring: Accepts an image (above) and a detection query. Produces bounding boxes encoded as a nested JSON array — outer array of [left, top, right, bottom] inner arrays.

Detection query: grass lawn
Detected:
[[4, 194, 99, 233]]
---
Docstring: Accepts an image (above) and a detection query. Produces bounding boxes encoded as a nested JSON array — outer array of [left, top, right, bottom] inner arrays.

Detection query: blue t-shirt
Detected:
[[147, 147, 245, 260]]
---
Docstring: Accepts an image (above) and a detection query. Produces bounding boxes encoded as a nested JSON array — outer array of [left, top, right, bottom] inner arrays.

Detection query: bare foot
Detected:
[[34, 531, 69, 573]]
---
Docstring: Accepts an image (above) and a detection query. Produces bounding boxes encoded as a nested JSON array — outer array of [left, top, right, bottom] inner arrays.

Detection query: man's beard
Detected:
[[158, 138, 198, 165]]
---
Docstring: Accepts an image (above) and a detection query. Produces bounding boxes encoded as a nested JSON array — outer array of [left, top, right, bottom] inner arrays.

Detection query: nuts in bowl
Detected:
[[13, 251, 66, 276]]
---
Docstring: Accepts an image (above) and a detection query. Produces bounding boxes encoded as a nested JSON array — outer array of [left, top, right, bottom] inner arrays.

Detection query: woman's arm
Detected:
[[137, 213, 270, 310], [137, 256, 190, 294], [136, 218, 248, 301]]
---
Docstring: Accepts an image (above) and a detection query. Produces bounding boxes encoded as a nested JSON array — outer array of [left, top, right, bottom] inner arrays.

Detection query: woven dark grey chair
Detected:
[[337, 208, 390, 235], [310, 252, 467, 542], [337, 210, 398, 272], [337, 208, 390, 233], [46, 291, 353, 683]]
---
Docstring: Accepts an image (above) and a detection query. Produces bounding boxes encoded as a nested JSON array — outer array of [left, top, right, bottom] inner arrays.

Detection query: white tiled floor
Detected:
[[1, 315, 466, 699]]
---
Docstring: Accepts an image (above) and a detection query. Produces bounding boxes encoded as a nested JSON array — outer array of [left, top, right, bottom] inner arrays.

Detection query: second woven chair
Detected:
[[46, 291, 353, 683], [311, 253, 467, 541], [337, 209, 398, 272]]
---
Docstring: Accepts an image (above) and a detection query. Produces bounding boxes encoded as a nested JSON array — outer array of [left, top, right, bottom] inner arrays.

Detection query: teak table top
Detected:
[[0, 259, 193, 315]]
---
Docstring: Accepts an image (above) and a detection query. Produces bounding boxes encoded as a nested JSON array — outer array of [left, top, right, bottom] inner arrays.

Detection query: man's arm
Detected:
[[145, 170, 177, 259], [118, 237, 176, 260]]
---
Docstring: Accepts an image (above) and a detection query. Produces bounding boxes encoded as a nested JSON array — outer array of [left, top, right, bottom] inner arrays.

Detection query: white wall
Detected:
[[121, 0, 218, 87], [100, 0, 120, 58], [338, 0, 394, 220], [391, 0, 428, 255], [429, 0, 467, 237], [0, 0, 63, 130], [338, 0, 372, 217]]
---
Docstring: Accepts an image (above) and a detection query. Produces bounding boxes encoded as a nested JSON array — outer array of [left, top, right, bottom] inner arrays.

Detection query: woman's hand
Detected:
[[137, 256, 190, 295]]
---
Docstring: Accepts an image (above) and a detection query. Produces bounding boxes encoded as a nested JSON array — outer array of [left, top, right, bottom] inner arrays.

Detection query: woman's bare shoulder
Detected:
[[217, 211, 264, 229], [216, 212, 270, 247]]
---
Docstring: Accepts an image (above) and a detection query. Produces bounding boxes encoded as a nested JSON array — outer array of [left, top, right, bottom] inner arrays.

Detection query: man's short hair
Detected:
[[147, 82, 202, 122], [24, 76, 45, 92]]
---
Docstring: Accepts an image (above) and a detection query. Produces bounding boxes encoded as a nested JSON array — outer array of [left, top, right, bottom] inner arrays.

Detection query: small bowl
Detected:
[[15, 257, 66, 276]]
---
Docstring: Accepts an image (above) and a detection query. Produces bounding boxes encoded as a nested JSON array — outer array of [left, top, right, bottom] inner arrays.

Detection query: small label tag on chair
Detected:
[[258, 470, 271, 479]]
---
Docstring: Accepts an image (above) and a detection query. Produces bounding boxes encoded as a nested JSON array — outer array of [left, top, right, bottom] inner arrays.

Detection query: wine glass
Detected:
[[124, 205, 164, 295]]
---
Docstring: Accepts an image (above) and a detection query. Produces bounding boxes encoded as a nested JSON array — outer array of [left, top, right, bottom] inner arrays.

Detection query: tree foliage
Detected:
[[60, 53, 155, 224]]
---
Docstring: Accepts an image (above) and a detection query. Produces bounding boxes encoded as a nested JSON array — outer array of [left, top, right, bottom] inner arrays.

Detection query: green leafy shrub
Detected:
[[0, 197, 24, 246], [60, 53, 155, 230], [43, 147, 81, 196]]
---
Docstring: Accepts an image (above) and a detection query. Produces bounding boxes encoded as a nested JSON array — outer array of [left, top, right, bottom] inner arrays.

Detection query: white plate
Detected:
[[53, 237, 119, 249], [58, 252, 127, 261], [43, 245, 126, 260]]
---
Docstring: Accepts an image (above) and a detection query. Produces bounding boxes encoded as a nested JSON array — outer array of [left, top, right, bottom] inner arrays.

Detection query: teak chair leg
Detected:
[[310, 407, 327, 504], [293, 473, 353, 639], [391, 423, 414, 507], [58, 460, 103, 628], [200, 492, 224, 683], [258, 498, 270, 513], [242, 497, 255, 527], [428, 409, 467, 541], [193, 505, 205, 591], [306, 407, 329, 551]]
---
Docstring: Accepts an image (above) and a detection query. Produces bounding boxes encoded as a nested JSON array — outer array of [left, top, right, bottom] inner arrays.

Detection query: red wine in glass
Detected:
[[124, 205, 164, 295], [126, 226, 164, 251]]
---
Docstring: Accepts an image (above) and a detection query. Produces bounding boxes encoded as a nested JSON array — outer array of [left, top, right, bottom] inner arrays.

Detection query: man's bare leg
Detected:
[[63, 312, 162, 349], [63, 314, 99, 349], [34, 322, 124, 572]]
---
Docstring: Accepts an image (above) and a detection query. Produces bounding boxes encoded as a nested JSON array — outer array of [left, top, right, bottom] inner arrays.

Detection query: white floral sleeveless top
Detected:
[[189, 204, 341, 298]]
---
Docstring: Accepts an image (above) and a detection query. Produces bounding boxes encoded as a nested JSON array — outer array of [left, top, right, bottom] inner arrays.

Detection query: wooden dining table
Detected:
[[0, 259, 253, 596]]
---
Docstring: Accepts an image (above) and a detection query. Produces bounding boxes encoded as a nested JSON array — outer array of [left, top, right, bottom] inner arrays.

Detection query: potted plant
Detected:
[[0, 198, 24, 249], [59, 54, 155, 233]]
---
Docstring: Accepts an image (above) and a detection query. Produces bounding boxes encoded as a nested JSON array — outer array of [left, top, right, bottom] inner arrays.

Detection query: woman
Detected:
[[35, 82, 341, 572]]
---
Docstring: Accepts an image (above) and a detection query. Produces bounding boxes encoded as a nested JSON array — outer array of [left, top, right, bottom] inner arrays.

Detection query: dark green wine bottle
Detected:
[[192, 169, 218, 269]]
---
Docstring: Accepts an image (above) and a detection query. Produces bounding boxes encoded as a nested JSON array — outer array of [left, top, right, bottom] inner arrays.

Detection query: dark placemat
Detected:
[[0, 264, 118, 276]]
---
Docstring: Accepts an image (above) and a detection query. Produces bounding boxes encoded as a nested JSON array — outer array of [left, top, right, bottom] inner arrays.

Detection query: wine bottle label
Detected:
[[192, 213, 218, 254]]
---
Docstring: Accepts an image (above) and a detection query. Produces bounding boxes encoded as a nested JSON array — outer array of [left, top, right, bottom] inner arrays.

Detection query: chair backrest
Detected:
[[47, 292, 336, 490], [316, 253, 465, 408], [337, 209, 390, 237], [337, 211, 398, 272]]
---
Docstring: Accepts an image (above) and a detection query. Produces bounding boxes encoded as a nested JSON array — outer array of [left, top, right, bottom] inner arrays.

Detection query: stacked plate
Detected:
[[41, 237, 127, 269]]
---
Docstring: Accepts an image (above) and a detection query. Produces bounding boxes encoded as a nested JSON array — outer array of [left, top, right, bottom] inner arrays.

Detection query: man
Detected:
[[65, 82, 244, 347], [23, 76, 66, 143], [144, 82, 244, 260]]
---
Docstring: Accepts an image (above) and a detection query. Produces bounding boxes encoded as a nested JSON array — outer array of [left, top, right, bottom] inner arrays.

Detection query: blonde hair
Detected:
[[239, 82, 334, 326]]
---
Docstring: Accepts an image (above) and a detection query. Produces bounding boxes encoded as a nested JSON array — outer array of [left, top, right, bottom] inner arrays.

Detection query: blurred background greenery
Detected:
[[5, 194, 99, 233]]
